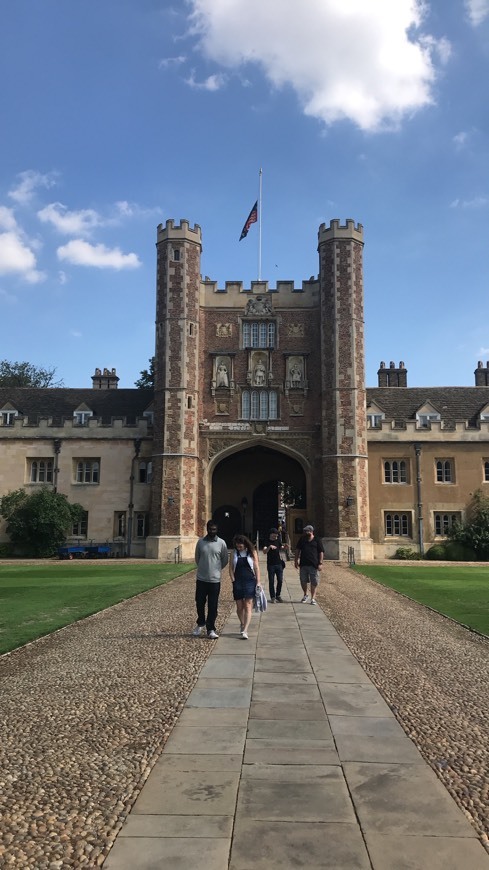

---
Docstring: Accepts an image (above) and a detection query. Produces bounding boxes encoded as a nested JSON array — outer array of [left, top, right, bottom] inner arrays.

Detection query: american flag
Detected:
[[239, 201, 258, 241]]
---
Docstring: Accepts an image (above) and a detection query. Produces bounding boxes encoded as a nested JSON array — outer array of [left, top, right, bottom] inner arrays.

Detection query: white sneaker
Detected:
[[241, 631, 248, 640], [301, 594, 308, 603], [310, 598, 317, 605], [192, 625, 205, 636], [207, 630, 219, 639]]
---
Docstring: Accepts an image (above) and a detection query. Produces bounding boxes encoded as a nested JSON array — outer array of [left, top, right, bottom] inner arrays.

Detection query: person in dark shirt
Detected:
[[263, 528, 284, 603], [294, 524, 324, 605]]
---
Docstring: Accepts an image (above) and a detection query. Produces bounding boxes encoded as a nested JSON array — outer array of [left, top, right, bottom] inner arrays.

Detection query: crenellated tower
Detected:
[[318, 220, 373, 559], [146, 220, 202, 560]]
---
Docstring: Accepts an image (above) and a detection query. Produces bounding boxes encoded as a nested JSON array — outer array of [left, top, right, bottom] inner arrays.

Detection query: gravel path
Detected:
[[317, 563, 489, 854], [0, 569, 234, 868], [1, 562, 488, 866]]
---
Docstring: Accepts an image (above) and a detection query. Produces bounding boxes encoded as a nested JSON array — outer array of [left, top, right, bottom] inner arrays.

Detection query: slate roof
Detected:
[[367, 387, 489, 428], [0, 388, 154, 426]]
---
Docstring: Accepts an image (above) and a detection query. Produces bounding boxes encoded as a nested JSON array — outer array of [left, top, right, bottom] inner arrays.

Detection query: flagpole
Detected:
[[258, 168, 263, 281]]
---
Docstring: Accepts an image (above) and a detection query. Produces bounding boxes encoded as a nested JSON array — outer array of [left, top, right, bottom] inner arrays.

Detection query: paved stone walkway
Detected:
[[104, 573, 489, 870]]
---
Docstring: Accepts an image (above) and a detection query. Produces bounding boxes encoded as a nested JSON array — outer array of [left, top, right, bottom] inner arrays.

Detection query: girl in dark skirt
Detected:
[[229, 534, 261, 639]]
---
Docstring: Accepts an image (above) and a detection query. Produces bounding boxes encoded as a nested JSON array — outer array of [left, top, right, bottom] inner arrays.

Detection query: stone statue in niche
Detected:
[[254, 361, 266, 386], [216, 362, 229, 387], [288, 357, 303, 386]]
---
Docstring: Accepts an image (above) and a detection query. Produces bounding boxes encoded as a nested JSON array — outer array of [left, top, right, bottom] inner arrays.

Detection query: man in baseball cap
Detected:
[[294, 524, 324, 604]]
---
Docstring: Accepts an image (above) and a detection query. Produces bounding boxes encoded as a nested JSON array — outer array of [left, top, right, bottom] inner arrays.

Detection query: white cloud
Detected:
[[114, 200, 162, 220], [453, 131, 468, 149], [187, 0, 450, 131], [57, 239, 141, 270], [58, 270, 68, 285], [0, 231, 45, 283], [0, 207, 18, 232], [158, 55, 186, 68], [38, 202, 102, 235], [8, 170, 57, 205], [69, 329, 82, 338], [450, 195, 489, 209], [465, 0, 489, 25], [185, 70, 226, 90]]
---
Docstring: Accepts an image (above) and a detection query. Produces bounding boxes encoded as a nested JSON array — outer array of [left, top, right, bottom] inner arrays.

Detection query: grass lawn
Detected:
[[0, 561, 192, 655], [352, 565, 489, 636]]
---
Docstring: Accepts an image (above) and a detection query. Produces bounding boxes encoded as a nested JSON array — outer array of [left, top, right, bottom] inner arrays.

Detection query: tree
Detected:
[[448, 489, 489, 559], [135, 357, 155, 389], [0, 360, 63, 388], [0, 488, 85, 557]]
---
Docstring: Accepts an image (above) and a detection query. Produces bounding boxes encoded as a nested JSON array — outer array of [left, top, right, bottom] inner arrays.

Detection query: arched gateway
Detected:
[[146, 218, 374, 562], [211, 442, 307, 547]]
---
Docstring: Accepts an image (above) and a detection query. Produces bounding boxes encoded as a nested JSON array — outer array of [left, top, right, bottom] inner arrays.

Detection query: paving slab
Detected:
[[163, 724, 246, 754], [156, 753, 243, 771], [364, 833, 489, 870], [236, 769, 356, 823], [246, 718, 333, 741], [244, 740, 339, 765], [131, 768, 240, 816], [229, 819, 371, 869], [335, 734, 425, 764], [177, 707, 248, 726], [328, 715, 407, 738], [318, 682, 395, 717], [252, 682, 321, 701], [250, 699, 327, 720], [344, 761, 479, 836], [105, 836, 230, 869], [199, 655, 255, 678], [185, 685, 251, 708], [119, 813, 233, 837]]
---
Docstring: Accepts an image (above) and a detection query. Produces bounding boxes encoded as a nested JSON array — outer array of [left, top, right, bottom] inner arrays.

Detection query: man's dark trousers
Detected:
[[195, 580, 220, 632]]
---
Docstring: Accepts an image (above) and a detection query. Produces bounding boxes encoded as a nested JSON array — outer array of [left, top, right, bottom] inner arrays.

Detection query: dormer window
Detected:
[[417, 413, 440, 429], [1, 410, 18, 426], [367, 413, 384, 429], [74, 410, 93, 426]]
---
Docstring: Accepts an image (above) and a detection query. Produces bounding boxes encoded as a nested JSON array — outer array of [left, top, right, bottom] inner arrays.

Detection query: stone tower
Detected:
[[146, 220, 202, 560], [318, 220, 373, 559]]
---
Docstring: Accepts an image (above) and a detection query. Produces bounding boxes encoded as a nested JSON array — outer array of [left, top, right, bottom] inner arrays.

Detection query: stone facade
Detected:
[[2, 218, 489, 561]]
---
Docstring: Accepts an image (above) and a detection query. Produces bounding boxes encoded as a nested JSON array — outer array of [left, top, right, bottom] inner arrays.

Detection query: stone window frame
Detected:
[[241, 389, 279, 421], [435, 458, 454, 484], [384, 511, 412, 538], [28, 458, 54, 484], [74, 459, 100, 485], [383, 459, 409, 484], [433, 511, 461, 537], [71, 511, 88, 538]]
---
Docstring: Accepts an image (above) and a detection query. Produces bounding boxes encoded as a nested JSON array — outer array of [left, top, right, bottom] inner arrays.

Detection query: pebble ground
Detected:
[[0, 561, 488, 866]]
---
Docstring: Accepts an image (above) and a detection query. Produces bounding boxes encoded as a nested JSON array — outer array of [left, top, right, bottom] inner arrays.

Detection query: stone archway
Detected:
[[211, 444, 307, 547]]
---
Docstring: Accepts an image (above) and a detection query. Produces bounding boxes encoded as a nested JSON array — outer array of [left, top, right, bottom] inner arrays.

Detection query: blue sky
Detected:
[[1, 0, 489, 389]]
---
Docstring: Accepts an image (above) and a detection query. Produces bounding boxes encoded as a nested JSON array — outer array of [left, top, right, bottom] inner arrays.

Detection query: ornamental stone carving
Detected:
[[216, 323, 232, 337], [287, 323, 304, 337], [244, 296, 272, 316]]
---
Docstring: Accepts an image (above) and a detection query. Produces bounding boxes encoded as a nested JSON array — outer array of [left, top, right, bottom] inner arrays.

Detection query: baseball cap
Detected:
[[303, 524, 314, 532]]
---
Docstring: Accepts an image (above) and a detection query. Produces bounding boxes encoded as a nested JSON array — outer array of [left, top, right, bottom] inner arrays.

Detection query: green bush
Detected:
[[425, 542, 477, 561], [0, 542, 14, 558], [393, 547, 421, 560], [443, 541, 477, 561], [425, 544, 448, 560]]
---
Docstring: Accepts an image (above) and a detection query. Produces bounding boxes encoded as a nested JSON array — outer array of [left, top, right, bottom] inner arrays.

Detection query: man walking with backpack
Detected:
[[294, 524, 324, 605]]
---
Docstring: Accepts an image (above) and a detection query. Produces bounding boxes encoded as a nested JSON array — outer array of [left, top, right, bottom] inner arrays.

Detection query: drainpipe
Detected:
[[127, 438, 142, 557], [53, 439, 62, 493], [414, 443, 424, 556]]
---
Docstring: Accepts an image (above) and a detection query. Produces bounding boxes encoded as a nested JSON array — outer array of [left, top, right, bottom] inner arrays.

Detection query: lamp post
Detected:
[[241, 497, 248, 535]]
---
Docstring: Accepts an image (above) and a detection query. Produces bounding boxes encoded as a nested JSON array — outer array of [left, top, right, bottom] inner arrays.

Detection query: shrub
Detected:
[[443, 541, 477, 562], [0, 542, 14, 558], [393, 547, 421, 560], [425, 544, 448, 560]]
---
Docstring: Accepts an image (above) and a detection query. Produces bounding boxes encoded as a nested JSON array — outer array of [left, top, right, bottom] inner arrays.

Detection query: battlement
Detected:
[[0, 417, 152, 438], [157, 219, 202, 244], [318, 219, 364, 245], [200, 277, 320, 308]]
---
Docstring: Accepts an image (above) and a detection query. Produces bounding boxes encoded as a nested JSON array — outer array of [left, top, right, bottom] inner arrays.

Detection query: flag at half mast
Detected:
[[239, 200, 258, 241]]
